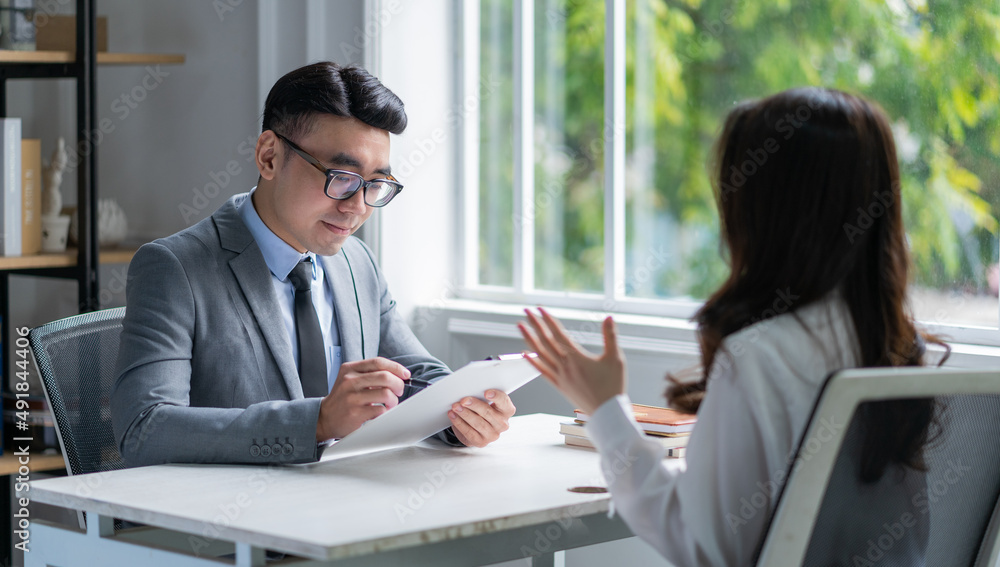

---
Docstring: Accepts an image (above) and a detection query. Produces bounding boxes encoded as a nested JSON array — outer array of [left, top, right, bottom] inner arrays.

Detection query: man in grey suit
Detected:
[[112, 62, 515, 466]]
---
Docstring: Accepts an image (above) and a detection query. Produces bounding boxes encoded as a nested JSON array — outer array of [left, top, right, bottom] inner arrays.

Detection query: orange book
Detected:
[[560, 421, 688, 448], [20, 139, 40, 255], [561, 430, 686, 458], [575, 403, 697, 435]]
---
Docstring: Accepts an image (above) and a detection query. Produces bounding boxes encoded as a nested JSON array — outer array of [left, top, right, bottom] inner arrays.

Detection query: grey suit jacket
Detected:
[[112, 193, 451, 467]]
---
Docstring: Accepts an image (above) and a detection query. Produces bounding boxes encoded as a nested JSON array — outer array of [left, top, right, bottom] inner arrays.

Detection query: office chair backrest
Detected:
[[755, 368, 1000, 567], [28, 307, 127, 477]]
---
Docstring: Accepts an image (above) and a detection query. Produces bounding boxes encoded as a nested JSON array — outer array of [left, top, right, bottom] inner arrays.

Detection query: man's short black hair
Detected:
[[262, 62, 407, 140]]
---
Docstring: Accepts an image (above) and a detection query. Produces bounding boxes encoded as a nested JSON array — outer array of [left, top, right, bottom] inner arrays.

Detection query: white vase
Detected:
[[68, 198, 129, 247], [41, 215, 71, 253]]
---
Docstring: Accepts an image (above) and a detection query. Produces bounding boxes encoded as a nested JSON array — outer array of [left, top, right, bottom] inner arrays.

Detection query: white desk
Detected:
[[24, 414, 635, 566]]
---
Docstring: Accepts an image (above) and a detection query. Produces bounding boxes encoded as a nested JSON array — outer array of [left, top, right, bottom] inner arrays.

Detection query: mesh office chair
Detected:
[[755, 368, 1000, 567], [28, 307, 127, 482], [30, 307, 242, 555]]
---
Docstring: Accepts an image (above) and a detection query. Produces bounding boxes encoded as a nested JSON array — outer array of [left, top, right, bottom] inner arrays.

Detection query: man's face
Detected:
[[254, 114, 391, 256]]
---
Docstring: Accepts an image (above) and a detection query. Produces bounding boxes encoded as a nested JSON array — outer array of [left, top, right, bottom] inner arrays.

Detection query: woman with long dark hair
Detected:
[[519, 87, 944, 566]]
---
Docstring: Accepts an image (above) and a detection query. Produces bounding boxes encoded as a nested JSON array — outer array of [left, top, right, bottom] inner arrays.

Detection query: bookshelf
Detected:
[[0, 2, 184, 562], [0, 453, 63, 476], [0, 50, 185, 65], [0, 248, 137, 270]]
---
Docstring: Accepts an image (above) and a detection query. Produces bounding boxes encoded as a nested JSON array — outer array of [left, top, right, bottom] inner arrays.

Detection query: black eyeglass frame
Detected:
[[273, 132, 404, 207]]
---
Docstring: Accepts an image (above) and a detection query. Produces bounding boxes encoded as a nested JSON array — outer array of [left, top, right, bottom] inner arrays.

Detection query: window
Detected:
[[460, 0, 1000, 342]]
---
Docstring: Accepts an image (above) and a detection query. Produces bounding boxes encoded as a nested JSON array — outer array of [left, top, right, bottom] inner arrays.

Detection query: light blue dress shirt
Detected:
[[237, 189, 342, 393]]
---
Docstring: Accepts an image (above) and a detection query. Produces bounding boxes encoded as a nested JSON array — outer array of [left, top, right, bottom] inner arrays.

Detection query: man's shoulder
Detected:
[[145, 216, 219, 260], [140, 194, 246, 262]]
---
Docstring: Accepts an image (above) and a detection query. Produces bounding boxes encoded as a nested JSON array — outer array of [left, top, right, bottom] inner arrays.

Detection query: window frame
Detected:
[[455, 0, 1000, 347]]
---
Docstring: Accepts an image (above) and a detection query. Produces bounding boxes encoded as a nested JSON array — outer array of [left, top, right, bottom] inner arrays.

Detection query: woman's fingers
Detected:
[[517, 324, 562, 380], [524, 310, 566, 358], [601, 316, 622, 360], [522, 350, 560, 384], [537, 307, 583, 354]]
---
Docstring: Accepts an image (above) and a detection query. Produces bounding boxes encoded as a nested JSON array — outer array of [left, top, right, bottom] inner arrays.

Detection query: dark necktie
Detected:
[[287, 258, 328, 397]]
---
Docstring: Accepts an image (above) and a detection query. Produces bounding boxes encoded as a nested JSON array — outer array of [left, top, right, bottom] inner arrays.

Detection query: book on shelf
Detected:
[[559, 420, 688, 447], [561, 426, 686, 458], [575, 402, 696, 435], [35, 15, 109, 52], [21, 138, 40, 255], [0, 117, 21, 256], [1, 391, 57, 453]]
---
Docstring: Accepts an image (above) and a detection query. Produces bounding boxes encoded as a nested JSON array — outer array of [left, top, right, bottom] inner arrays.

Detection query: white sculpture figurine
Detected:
[[40, 138, 71, 253], [42, 137, 68, 217]]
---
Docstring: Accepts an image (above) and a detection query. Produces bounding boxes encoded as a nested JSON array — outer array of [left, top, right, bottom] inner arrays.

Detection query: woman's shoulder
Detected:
[[725, 293, 853, 349], [713, 293, 859, 389]]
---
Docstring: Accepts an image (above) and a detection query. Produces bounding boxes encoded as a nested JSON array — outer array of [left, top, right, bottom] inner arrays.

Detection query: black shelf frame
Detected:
[[0, 1, 98, 563], [0, 0, 100, 314]]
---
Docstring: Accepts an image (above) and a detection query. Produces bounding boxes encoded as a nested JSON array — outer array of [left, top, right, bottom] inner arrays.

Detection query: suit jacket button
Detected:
[[260, 445, 272, 457], [282, 443, 293, 455], [271, 443, 282, 455], [250, 445, 260, 457]]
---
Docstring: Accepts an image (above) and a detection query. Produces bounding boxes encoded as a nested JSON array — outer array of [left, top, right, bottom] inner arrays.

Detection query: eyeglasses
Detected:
[[274, 132, 403, 207]]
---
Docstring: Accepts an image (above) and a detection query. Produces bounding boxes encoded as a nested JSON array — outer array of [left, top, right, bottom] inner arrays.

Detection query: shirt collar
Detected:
[[237, 187, 316, 282]]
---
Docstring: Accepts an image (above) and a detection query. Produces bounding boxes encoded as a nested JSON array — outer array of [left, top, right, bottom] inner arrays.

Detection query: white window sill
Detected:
[[415, 298, 1000, 369]]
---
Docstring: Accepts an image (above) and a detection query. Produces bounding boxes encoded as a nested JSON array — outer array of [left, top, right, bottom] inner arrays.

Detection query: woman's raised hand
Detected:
[[518, 307, 627, 414]]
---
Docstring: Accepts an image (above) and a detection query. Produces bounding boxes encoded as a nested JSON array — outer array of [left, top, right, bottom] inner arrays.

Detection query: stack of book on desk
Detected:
[[560, 403, 696, 459]]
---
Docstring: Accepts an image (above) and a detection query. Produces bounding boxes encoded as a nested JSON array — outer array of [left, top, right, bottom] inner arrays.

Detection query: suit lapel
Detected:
[[215, 195, 302, 398], [321, 250, 365, 362]]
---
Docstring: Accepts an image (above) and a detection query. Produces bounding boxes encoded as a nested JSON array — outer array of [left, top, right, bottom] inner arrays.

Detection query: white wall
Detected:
[[376, 0, 459, 325]]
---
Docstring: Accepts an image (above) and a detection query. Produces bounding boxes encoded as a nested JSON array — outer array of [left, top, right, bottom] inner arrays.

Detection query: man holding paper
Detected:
[[112, 62, 514, 467]]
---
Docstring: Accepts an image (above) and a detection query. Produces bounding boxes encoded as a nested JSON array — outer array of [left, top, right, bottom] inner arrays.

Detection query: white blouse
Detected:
[[586, 295, 927, 566]]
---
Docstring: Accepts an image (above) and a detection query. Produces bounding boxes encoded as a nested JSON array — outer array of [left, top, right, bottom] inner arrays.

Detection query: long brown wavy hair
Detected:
[[667, 87, 948, 482]]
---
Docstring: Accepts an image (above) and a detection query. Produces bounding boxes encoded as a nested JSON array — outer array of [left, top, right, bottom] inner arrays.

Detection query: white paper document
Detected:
[[312, 356, 540, 463]]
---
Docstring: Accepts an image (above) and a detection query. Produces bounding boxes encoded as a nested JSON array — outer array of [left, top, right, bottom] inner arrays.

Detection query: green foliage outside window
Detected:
[[478, 0, 1000, 301]]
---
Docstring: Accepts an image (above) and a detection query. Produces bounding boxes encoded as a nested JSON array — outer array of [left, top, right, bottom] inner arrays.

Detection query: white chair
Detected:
[[755, 368, 1000, 567]]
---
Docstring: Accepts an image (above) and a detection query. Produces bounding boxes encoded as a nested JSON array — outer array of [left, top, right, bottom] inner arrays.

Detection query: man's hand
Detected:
[[316, 357, 410, 442], [448, 390, 516, 448]]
